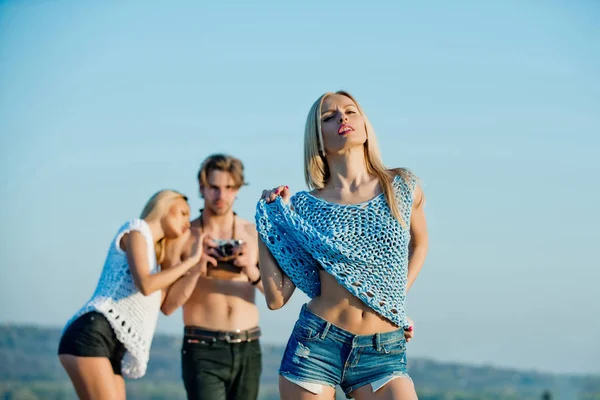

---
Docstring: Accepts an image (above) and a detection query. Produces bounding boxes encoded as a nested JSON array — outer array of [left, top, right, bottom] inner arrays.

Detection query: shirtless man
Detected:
[[161, 154, 263, 400]]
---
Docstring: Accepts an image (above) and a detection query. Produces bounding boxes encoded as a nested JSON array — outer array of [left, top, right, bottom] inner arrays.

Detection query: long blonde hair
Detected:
[[140, 189, 188, 264], [303, 90, 412, 227]]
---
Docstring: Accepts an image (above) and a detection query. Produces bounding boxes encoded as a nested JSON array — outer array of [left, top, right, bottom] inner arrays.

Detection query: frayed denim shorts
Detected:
[[279, 304, 412, 397]]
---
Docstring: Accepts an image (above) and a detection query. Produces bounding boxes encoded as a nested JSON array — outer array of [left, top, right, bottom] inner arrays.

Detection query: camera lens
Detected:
[[223, 244, 234, 256]]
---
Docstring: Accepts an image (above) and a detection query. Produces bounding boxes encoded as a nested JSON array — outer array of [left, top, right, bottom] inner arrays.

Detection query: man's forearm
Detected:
[[246, 264, 265, 294]]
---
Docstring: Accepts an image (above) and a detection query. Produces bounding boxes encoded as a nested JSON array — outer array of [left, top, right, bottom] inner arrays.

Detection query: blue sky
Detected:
[[0, 0, 598, 375]]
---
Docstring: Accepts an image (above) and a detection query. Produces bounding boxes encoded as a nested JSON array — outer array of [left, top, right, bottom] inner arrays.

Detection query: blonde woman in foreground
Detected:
[[58, 190, 207, 399], [256, 91, 428, 399]]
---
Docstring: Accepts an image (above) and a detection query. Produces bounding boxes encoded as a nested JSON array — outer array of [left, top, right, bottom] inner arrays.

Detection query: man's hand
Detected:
[[232, 242, 260, 281]]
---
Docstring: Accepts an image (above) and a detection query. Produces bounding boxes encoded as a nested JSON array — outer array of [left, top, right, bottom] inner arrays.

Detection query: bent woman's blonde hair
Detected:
[[303, 90, 413, 227], [140, 189, 189, 264]]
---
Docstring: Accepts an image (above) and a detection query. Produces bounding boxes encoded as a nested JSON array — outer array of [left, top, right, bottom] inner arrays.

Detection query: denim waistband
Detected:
[[298, 304, 406, 348]]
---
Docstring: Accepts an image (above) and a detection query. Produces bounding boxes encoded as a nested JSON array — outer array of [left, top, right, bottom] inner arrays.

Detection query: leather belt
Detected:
[[184, 326, 261, 343]]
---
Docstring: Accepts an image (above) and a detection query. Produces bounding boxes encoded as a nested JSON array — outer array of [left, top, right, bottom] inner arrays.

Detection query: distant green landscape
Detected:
[[1, 325, 598, 400]]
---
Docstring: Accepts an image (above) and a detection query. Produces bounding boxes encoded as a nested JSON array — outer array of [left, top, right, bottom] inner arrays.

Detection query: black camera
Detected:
[[214, 239, 244, 260]]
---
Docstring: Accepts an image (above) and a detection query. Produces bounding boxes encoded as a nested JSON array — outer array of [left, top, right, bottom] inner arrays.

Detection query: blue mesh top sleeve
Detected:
[[255, 197, 321, 298]]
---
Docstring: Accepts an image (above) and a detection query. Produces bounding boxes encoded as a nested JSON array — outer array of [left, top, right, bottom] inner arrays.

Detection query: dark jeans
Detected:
[[181, 336, 262, 400]]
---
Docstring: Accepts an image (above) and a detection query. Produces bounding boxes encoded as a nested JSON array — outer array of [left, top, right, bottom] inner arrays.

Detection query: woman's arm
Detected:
[[160, 231, 198, 315], [160, 232, 217, 315], [406, 184, 428, 292], [258, 237, 296, 309], [160, 264, 203, 315], [123, 231, 204, 296]]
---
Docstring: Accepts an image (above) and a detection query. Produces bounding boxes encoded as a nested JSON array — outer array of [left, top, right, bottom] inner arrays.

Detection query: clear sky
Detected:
[[1, 0, 598, 375]]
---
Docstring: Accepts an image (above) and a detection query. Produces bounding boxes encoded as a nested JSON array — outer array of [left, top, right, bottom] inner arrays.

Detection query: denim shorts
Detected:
[[279, 304, 411, 397]]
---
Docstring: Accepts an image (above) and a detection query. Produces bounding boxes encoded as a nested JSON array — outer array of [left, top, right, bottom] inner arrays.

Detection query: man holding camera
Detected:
[[161, 154, 263, 400]]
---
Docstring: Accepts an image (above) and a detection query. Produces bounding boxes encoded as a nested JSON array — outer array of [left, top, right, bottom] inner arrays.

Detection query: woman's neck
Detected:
[[325, 147, 373, 191]]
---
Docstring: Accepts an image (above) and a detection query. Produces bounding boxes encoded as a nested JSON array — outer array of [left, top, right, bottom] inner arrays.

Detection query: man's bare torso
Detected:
[[181, 215, 260, 331]]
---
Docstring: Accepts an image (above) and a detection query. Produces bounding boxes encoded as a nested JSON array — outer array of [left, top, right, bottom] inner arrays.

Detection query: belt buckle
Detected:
[[224, 333, 243, 343]]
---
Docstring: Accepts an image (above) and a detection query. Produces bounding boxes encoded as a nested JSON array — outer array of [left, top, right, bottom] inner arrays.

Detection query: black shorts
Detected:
[[58, 311, 126, 375]]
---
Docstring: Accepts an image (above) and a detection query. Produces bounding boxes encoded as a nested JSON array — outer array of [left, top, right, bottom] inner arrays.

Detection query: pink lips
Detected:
[[338, 124, 354, 135]]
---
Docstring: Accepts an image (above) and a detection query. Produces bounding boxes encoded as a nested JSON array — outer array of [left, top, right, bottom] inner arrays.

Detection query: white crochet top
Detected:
[[63, 219, 161, 378]]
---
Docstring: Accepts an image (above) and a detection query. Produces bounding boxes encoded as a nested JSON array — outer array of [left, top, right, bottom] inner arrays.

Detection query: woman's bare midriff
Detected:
[[306, 270, 399, 335], [182, 275, 259, 332]]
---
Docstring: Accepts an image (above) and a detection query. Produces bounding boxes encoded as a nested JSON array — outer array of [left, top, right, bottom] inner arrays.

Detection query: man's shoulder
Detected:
[[235, 215, 257, 236], [168, 223, 200, 250], [163, 228, 193, 265], [190, 216, 203, 229]]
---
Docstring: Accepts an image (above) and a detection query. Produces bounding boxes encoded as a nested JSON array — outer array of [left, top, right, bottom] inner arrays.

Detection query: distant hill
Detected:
[[0, 324, 598, 400]]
